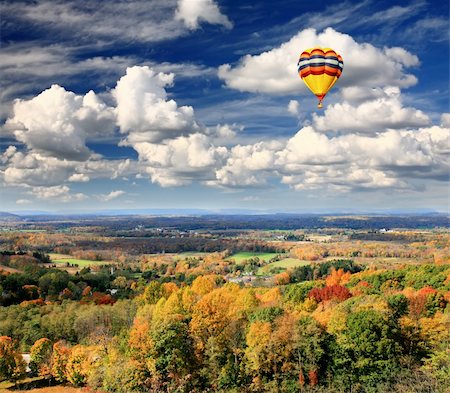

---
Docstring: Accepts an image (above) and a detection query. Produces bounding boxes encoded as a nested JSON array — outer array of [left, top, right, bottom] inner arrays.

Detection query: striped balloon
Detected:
[[298, 47, 343, 108]]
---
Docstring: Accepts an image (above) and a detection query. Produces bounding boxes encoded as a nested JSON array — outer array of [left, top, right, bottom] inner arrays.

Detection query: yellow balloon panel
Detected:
[[302, 73, 338, 99]]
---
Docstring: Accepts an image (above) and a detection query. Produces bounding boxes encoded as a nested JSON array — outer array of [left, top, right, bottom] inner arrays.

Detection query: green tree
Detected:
[[292, 316, 327, 386], [330, 310, 403, 392], [387, 294, 409, 318], [38, 271, 70, 298], [150, 319, 196, 389]]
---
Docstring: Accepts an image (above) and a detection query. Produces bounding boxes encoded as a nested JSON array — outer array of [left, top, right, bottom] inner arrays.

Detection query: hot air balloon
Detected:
[[297, 47, 343, 108]]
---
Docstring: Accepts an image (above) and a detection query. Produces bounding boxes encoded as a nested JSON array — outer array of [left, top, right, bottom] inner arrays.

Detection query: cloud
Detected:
[[1, 66, 238, 191], [16, 199, 31, 205], [441, 113, 450, 127], [98, 190, 126, 201], [1, 65, 447, 199], [0, 45, 134, 82], [0, 43, 140, 120], [0, 2, 221, 120], [212, 123, 450, 192], [277, 125, 450, 189], [31, 185, 87, 202], [280, 166, 404, 192], [114, 66, 242, 187], [288, 100, 300, 116], [206, 123, 241, 145], [68, 173, 90, 182], [175, 0, 233, 30], [6, 85, 115, 160], [0, 147, 137, 188], [144, 61, 215, 79], [218, 27, 419, 94], [0, 45, 216, 124], [258, 1, 433, 50], [403, 17, 450, 43], [213, 141, 281, 187], [115, 66, 201, 144], [133, 133, 228, 187], [3, 0, 185, 45], [2, 150, 80, 186], [312, 87, 430, 134]]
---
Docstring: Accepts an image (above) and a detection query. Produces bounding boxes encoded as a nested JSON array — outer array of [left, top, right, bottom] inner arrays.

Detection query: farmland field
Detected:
[[48, 253, 112, 267], [257, 258, 311, 274], [227, 252, 281, 263]]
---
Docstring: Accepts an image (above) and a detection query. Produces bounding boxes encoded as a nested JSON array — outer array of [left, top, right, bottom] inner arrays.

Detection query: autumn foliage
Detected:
[[30, 338, 53, 377], [0, 336, 26, 382], [51, 341, 71, 382], [325, 268, 351, 287], [308, 285, 352, 303]]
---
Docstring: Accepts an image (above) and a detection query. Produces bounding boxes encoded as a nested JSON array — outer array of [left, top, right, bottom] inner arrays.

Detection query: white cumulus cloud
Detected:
[[218, 27, 419, 94], [31, 185, 87, 202], [6, 85, 115, 160], [288, 100, 300, 116], [214, 141, 281, 187], [98, 190, 126, 201], [134, 133, 228, 187], [312, 87, 430, 134], [1, 62, 447, 200], [115, 66, 201, 144], [68, 173, 90, 182], [212, 124, 450, 191], [175, 0, 232, 30], [441, 113, 450, 127], [16, 199, 31, 205], [0, 147, 138, 188]]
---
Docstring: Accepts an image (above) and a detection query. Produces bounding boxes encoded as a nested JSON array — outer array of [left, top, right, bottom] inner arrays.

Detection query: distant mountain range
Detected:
[[1, 210, 448, 230], [0, 212, 24, 222], [3, 208, 447, 218]]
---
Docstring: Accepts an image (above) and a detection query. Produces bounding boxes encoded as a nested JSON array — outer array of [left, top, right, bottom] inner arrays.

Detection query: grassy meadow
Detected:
[[257, 258, 311, 275], [227, 252, 281, 263]]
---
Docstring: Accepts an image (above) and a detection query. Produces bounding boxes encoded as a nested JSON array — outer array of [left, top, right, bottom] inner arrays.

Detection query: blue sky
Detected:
[[1, 0, 449, 213]]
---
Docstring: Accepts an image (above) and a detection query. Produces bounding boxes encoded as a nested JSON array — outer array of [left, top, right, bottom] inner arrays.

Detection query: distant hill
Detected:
[[0, 212, 23, 222], [3, 212, 448, 230]]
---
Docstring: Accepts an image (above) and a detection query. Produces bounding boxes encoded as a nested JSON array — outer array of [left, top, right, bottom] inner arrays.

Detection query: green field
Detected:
[[257, 258, 311, 275], [48, 253, 111, 267], [227, 252, 281, 263]]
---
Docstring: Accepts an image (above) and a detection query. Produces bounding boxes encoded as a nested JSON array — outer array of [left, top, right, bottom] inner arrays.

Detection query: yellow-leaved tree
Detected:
[[29, 338, 53, 378]]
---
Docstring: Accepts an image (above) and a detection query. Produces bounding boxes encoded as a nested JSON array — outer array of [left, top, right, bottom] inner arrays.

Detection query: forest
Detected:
[[0, 216, 449, 393]]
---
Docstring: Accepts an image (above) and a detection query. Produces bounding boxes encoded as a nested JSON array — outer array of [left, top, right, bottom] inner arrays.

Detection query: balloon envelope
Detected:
[[298, 47, 343, 108]]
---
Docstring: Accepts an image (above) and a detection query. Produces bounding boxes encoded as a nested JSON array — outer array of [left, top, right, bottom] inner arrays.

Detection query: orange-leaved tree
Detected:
[[326, 268, 351, 287]]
